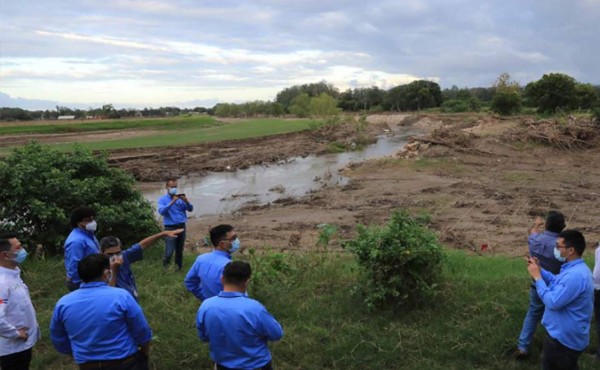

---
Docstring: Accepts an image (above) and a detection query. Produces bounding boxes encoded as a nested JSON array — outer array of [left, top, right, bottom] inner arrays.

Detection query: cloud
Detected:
[[0, 0, 598, 109]]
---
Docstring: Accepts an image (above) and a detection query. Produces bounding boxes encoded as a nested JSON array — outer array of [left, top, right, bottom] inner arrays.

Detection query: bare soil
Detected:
[[179, 113, 600, 257]]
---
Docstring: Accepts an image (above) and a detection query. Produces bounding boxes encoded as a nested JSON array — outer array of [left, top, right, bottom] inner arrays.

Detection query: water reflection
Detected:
[[142, 128, 418, 217]]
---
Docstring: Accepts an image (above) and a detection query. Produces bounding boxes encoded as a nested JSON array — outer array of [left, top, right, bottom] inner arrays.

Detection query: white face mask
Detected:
[[85, 220, 97, 232]]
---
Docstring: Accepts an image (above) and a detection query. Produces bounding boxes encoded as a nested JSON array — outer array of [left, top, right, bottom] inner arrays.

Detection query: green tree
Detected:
[[491, 73, 522, 115], [0, 142, 159, 255], [525, 73, 578, 113], [575, 83, 599, 110], [309, 93, 340, 117], [289, 93, 311, 118]]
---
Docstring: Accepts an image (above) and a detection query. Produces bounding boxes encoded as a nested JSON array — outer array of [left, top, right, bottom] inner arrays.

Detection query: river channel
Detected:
[[140, 127, 418, 217]]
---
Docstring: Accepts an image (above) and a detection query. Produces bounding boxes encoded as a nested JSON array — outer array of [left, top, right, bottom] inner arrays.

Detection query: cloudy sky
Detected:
[[1, 0, 599, 109]]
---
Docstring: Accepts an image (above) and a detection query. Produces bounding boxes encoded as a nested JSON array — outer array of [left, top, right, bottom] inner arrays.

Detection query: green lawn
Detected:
[[22, 247, 600, 370], [0, 117, 315, 153]]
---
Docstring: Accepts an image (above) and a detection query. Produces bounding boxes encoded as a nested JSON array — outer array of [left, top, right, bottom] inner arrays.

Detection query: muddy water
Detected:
[[140, 128, 418, 217]]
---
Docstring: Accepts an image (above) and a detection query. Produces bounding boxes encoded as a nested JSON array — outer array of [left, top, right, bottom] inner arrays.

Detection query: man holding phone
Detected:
[[158, 178, 194, 271]]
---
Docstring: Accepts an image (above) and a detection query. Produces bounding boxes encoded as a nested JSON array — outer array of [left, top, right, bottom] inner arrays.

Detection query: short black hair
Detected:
[[545, 210, 566, 233], [223, 261, 251, 285], [0, 232, 18, 252], [78, 254, 109, 283], [165, 178, 177, 185], [210, 224, 234, 247], [70, 207, 96, 228], [100, 236, 122, 252], [558, 229, 586, 256]]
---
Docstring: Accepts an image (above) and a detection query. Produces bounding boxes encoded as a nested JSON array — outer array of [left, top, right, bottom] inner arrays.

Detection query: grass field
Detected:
[[21, 247, 599, 370], [0, 116, 315, 153]]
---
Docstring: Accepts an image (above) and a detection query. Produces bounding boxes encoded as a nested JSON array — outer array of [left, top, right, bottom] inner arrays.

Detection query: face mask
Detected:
[[230, 239, 241, 254], [9, 249, 28, 264], [85, 220, 97, 232], [168, 187, 178, 195], [554, 247, 567, 262]]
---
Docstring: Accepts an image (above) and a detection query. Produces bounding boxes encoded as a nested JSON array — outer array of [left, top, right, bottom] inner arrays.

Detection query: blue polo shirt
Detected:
[[197, 292, 283, 369], [157, 194, 193, 226], [184, 250, 231, 300], [529, 230, 562, 274], [536, 259, 594, 351], [50, 281, 152, 364], [64, 228, 100, 285], [116, 244, 144, 301]]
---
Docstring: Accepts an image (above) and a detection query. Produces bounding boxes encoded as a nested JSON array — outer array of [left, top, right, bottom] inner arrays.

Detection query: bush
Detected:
[[592, 107, 600, 125], [491, 89, 522, 115], [0, 142, 160, 255], [343, 209, 443, 310], [440, 99, 469, 113]]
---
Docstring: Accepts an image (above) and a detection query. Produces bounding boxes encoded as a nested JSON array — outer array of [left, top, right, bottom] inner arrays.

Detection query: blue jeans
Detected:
[[517, 286, 544, 352], [163, 224, 186, 270]]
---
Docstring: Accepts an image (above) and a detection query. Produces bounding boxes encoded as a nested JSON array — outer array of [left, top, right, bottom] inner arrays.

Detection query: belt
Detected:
[[164, 223, 186, 228], [79, 353, 137, 370]]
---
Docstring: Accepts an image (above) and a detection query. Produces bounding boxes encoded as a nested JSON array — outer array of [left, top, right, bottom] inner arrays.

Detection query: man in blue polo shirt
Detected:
[[157, 178, 194, 270], [527, 229, 594, 370], [100, 228, 183, 301], [50, 254, 152, 370], [197, 261, 283, 370], [515, 210, 565, 359], [64, 207, 100, 291], [185, 224, 240, 301]]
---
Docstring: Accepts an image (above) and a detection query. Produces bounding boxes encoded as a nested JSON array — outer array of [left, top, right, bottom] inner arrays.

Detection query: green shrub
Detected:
[[343, 209, 443, 310], [491, 89, 522, 115], [0, 142, 160, 255], [592, 106, 600, 125], [440, 99, 469, 113]]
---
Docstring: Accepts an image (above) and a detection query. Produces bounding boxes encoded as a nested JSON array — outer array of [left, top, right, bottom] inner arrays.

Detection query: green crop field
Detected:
[[0, 117, 315, 153]]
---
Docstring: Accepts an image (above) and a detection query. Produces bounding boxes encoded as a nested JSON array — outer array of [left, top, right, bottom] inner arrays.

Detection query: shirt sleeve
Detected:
[[123, 295, 152, 345], [124, 244, 144, 264], [185, 200, 193, 212], [0, 284, 20, 339], [196, 307, 209, 342], [157, 197, 172, 216], [255, 305, 283, 341], [49, 304, 72, 355], [66, 240, 85, 280], [184, 261, 204, 300], [535, 271, 581, 310], [593, 246, 600, 286]]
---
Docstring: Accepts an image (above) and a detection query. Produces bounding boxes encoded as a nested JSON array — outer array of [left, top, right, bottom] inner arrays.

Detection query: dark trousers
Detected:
[[79, 352, 148, 370], [0, 348, 32, 370], [216, 361, 273, 370], [595, 289, 600, 356], [163, 224, 186, 270], [542, 336, 581, 370]]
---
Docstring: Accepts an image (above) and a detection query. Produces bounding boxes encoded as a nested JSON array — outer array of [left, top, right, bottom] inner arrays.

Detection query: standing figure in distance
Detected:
[[157, 178, 193, 271], [64, 207, 100, 291]]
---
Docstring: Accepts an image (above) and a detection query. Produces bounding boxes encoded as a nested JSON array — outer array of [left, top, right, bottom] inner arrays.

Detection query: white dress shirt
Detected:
[[0, 266, 40, 356]]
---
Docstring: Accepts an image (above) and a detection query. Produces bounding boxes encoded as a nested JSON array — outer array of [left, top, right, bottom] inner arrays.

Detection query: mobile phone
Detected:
[[177, 193, 186, 197]]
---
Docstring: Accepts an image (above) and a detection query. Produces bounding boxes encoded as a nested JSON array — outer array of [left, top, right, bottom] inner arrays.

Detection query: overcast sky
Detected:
[[1, 0, 599, 109]]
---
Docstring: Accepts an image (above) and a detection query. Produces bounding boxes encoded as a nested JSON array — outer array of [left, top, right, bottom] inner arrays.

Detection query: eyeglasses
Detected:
[[222, 235, 238, 242], [556, 244, 569, 250]]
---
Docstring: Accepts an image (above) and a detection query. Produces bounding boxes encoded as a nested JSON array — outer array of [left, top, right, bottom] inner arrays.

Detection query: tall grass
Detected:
[[21, 247, 598, 369]]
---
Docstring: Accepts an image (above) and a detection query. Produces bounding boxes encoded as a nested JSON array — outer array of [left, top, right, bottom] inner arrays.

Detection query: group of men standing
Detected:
[[515, 210, 600, 369], [1, 178, 283, 370]]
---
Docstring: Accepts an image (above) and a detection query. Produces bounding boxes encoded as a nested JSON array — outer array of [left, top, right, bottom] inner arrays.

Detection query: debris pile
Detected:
[[504, 116, 600, 150]]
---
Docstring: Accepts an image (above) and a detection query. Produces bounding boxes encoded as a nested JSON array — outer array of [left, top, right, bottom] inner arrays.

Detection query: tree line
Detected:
[[2, 73, 599, 121]]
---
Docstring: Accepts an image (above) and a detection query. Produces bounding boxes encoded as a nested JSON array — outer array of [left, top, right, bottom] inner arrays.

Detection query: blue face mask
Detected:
[[10, 249, 28, 264], [230, 239, 241, 254], [553, 247, 567, 262], [168, 187, 178, 195]]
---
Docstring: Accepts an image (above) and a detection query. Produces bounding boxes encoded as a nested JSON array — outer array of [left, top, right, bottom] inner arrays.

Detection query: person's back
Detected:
[[196, 261, 283, 370], [51, 254, 152, 368], [185, 250, 231, 300]]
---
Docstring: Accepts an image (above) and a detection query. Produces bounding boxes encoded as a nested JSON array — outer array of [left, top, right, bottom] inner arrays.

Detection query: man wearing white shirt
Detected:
[[0, 232, 40, 370]]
